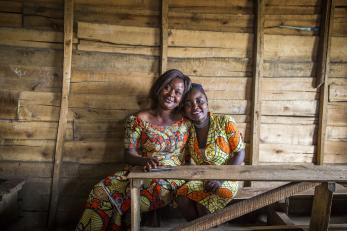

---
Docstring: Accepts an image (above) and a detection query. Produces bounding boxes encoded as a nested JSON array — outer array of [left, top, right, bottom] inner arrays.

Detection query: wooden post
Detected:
[[160, 0, 168, 74], [47, 0, 73, 227], [250, 0, 264, 167], [309, 182, 335, 231], [171, 182, 319, 231], [131, 179, 143, 231], [316, 0, 335, 165]]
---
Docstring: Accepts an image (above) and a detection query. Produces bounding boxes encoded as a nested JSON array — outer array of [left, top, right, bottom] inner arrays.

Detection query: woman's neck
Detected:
[[194, 116, 209, 129], [152, 107, 179, 125]]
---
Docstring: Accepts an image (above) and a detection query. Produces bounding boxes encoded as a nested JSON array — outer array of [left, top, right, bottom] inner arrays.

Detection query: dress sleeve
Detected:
[[224, 115, 245, 154], [124, 115, 142, 150]]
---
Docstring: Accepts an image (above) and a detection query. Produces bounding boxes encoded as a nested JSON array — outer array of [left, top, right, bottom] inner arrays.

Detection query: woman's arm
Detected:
[[124, 148, 160, 171], [228, 149, 245, 165]]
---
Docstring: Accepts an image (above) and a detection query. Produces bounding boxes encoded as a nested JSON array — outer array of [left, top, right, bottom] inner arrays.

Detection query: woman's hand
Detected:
[[204, 180, 222, 192], [143, 157, 161, 172]]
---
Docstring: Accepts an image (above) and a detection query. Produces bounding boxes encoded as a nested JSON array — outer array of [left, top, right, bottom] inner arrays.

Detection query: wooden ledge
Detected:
[[128, 165, 347, 183]]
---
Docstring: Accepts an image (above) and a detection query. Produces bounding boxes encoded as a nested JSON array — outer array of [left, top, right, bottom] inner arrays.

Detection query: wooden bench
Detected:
[[128, 165, 347, 231], [0, 179, 25, 225]]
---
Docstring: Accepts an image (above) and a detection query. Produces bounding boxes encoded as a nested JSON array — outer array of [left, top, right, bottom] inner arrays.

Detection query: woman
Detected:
[[176, 83, 245, 221], [76, 69, 191, 231]]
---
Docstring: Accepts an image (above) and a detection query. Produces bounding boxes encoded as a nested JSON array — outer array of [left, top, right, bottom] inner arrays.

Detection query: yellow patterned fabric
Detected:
[[177, 113, 245, 213]]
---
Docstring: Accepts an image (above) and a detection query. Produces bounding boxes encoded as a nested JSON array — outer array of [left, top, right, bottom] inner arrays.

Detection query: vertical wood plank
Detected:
[[131, 179, 143, 231], [160, 0, 168, 74], [47, 0, 73, 227], [309, 182, 335, 231], [317, 0, 335, 165], [250, 0, 264, 166]]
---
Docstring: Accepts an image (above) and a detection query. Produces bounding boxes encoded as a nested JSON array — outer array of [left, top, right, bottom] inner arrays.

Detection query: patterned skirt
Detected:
[[76, 170, 185, 231], [176, 180, 238, 213]]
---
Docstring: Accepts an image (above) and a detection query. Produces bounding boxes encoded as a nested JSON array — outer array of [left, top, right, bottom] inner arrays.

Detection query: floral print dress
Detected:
[[76, 115, 190, 231], [176, 113, 245, 213]]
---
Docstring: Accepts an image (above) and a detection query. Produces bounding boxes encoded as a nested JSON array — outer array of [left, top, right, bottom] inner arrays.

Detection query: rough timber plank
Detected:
[[309, 183, 335, 231], [48, 0, 73, 227], [160, 0, 168, 74], [0, 12, 22, 27], [329, 85, 347, 101], [128, 165, 347, 182], [78, 21, 160, 46], [260, 124, 317, 145], [317, 0, 335, 165], [170, 182, 319, 231], [250, 0, 264, 166]]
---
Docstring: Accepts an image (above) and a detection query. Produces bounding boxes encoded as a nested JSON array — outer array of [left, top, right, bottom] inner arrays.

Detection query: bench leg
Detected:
[[131, 179, 143, 231], [309, 182, 335, 231]]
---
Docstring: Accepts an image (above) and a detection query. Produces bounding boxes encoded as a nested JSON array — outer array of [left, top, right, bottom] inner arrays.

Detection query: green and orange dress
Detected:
[[76, 115, 190, 231], [176, 113, 245, 213]]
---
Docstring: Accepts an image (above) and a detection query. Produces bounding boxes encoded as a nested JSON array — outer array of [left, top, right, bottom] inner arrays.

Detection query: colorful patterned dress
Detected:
[[176, 113, 245, 213], [76, 115, 190, 231]]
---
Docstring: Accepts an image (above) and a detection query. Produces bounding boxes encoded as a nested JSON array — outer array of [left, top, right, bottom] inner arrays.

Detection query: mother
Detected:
[[176, 83, 245, 221], [76, 69, 191, 231]]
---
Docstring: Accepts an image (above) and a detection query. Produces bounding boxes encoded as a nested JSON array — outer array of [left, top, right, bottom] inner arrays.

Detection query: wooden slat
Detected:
[[259, 143, 315, 163], [264, 35, 318, 61], [330, 37, 347, 62], [170, 182, 319, 231], [0, 90, 19, 119], [267, 208, 295, 226], [261, 100, 318, 116], [48, 0, 73, 227], [309, 182, 335, 231], [0, 12, 22, 27], [329, 85, 347, 102], [77, 21, 160, 46], [160, 0, 168, 74], [260, 124, 317, 145], [250, 0, 264, 166], [128, 165, 347, 182], [131, 179, 142, 231], [317, 0, 335, 165]]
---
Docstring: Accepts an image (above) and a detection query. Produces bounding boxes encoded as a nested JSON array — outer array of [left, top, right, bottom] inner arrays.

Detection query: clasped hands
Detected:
[[142, 157, 223, 192], [142, 156, 162, 172]]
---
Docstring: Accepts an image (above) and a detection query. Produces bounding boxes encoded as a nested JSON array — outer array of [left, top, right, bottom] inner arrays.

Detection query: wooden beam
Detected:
[[309, 182, 335, 231], [250, 0, 264, 166], [316, 0, 335, 165], [128, 165, 347, 182], [267, 207, 296, 226], [47, 0, 73, 227], [160, 0, 168, 74], [170, 182, 319, 231], [131, 179, 142, 231]]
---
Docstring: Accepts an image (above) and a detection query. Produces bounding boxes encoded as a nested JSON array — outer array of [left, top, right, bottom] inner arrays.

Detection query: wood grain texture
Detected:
[[170, 182, 319, 231], [250, 0, 264, 166], [317, 0, 335, 165], [48, 0, 74, 226], [127, 165, 347, 182], [309, 183, 335, 231]]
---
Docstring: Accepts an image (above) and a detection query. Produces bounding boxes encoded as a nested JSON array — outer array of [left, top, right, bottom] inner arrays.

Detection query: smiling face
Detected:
[[158, 77, 185, 110], [184, 88, 209, 123]]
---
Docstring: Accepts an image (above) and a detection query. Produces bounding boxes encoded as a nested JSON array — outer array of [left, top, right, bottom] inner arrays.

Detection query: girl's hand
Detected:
[[143, 157, 161, 172], [204, 180, 222, 192]]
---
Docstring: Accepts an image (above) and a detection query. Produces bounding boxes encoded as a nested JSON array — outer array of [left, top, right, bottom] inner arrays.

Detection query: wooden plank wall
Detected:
[[326, 0, 347, 163], [259, 0, 321, 164], [167, 0, 254, 162], [0, 0, 346, 228]]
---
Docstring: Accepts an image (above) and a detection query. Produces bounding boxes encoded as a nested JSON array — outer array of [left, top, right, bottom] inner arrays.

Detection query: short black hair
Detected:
[[150, 69, 191, 108], [184, 83, 208, 103]]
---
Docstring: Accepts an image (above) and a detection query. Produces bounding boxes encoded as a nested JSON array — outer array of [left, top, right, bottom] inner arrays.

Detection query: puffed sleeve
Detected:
[[124, 115, 142, 150], [224, 115, 245, 154]]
